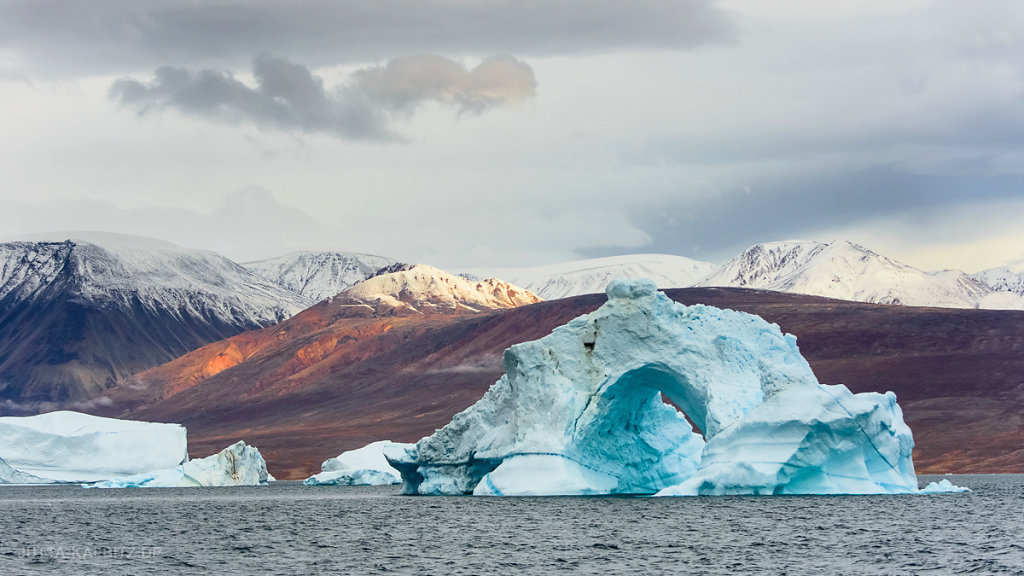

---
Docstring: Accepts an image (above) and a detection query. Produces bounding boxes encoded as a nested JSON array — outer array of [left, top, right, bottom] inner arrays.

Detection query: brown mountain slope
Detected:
[[120, 288, 1024, 479], [0, 238, 308, 412]]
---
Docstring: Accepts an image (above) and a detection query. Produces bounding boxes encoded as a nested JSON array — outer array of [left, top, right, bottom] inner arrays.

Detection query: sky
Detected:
[[1, 0, 1023, 272]]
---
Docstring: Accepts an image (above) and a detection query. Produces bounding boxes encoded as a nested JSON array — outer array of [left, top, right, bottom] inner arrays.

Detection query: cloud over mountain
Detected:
[[110, 54, 536, 140]]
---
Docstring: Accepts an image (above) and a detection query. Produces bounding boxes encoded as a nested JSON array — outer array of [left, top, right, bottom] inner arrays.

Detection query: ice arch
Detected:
[[388, 279, 918, 496]]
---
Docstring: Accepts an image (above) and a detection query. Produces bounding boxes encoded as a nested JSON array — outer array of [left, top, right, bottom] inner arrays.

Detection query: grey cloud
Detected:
[[581, 166, 1024, 264], [109, 54, 536, 140], [0, 0, 735, 77]]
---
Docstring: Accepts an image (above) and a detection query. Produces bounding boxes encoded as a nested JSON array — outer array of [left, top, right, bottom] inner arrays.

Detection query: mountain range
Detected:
[[466, 240, 1024, 309], [243, 251, 397, 302], [0, 234, 540, 412], [462, 254, 718, 300], [697, 240, 999, 308], [114, 288, 1024, 479], [4, 232, 1022, 410], [2, 232, 1023, 478], [0, 233, 309, 408]]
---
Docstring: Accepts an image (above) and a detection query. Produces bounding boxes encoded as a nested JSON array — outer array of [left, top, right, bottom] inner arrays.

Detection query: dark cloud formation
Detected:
[[0, 0, 735, 77], [581, 166, 1024, 264], [109, 54, 536, 140]]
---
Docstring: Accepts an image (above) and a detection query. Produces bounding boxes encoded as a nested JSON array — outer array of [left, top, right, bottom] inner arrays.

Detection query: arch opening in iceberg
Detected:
[[562, 363, 707, 494]]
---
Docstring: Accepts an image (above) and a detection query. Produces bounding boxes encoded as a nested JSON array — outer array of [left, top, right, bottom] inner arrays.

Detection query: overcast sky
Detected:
[[2, 0, 1023, 272]]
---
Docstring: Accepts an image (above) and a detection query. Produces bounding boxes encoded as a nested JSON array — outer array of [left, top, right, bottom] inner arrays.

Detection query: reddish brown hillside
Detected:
[[121, 288, 1024, 480]]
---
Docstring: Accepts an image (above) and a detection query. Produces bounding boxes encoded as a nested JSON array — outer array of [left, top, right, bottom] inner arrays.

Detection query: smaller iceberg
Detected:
[[919, 479, 971, 494], [304, 440, 411, 486], [87, 441, 269, 488]]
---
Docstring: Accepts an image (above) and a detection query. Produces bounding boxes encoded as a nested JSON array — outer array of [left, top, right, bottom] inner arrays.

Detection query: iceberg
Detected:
[[304, 440, 411, 486], [0, 411, 188, 483], [389, 279, 922, 496], [87, 441, 269, 488], [919, 479, 971, 494]]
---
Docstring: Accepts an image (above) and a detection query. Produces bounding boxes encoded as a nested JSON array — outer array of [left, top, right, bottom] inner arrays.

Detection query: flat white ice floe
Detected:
[[389, 278, 939, 496], [87, 441, 269, 488], [0, 411, 188, 483], [303, 440, 412, 486]]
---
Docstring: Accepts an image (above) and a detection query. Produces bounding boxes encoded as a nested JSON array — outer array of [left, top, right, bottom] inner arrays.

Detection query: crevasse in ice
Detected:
[[388, 278, 925, 496]]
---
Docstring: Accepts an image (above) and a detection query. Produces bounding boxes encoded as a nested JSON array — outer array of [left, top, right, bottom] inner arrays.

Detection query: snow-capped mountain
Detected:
[[1, 233, 311, 324], [697, 240, 991, 308], [971, 267, 1024, 310], [462, 254, 718, 300], [0, 233, 313, 408], [338, 264, 542, 315], [244, 251, 398, 302], [972, 267, 1024, 294]]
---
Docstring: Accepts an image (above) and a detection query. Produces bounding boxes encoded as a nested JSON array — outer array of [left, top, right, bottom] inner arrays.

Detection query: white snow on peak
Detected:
[[389, 279, 921, 496], [0, 233, 312, 327], [244, 251, 398, 302], [698, 240, 992, 308], [972, 267, 1024, 294], [0, 411, 188, 483], [340, 264, 541, 315], [462, 243, 1024, 310], [462, 254, 718, 300], [970, 267, 1024, 309]]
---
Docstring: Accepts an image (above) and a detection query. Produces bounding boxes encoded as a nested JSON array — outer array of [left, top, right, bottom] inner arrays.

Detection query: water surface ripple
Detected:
[[1, 475, 1021, 575]]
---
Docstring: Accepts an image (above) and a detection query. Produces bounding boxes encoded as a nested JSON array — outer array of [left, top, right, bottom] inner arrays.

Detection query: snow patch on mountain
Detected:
[[337, 264, 541, 315], [971, 268, 1024, 309], [698, 240, 991, 308], [972, 267, 1024, 294], [462, 254, 718, 300], [0, 232, 311, 327], [244, 251, 398, 302]]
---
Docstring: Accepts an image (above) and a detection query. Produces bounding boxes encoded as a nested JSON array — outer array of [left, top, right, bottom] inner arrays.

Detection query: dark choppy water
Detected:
[[1, 475, 1022, 575]]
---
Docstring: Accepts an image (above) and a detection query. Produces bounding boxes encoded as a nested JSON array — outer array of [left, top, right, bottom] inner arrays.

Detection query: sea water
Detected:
[[1, 475, 1021, 575]]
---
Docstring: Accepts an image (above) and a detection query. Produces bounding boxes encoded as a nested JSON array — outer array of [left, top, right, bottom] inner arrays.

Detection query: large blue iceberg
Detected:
[[389, 279, 931, 496]]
